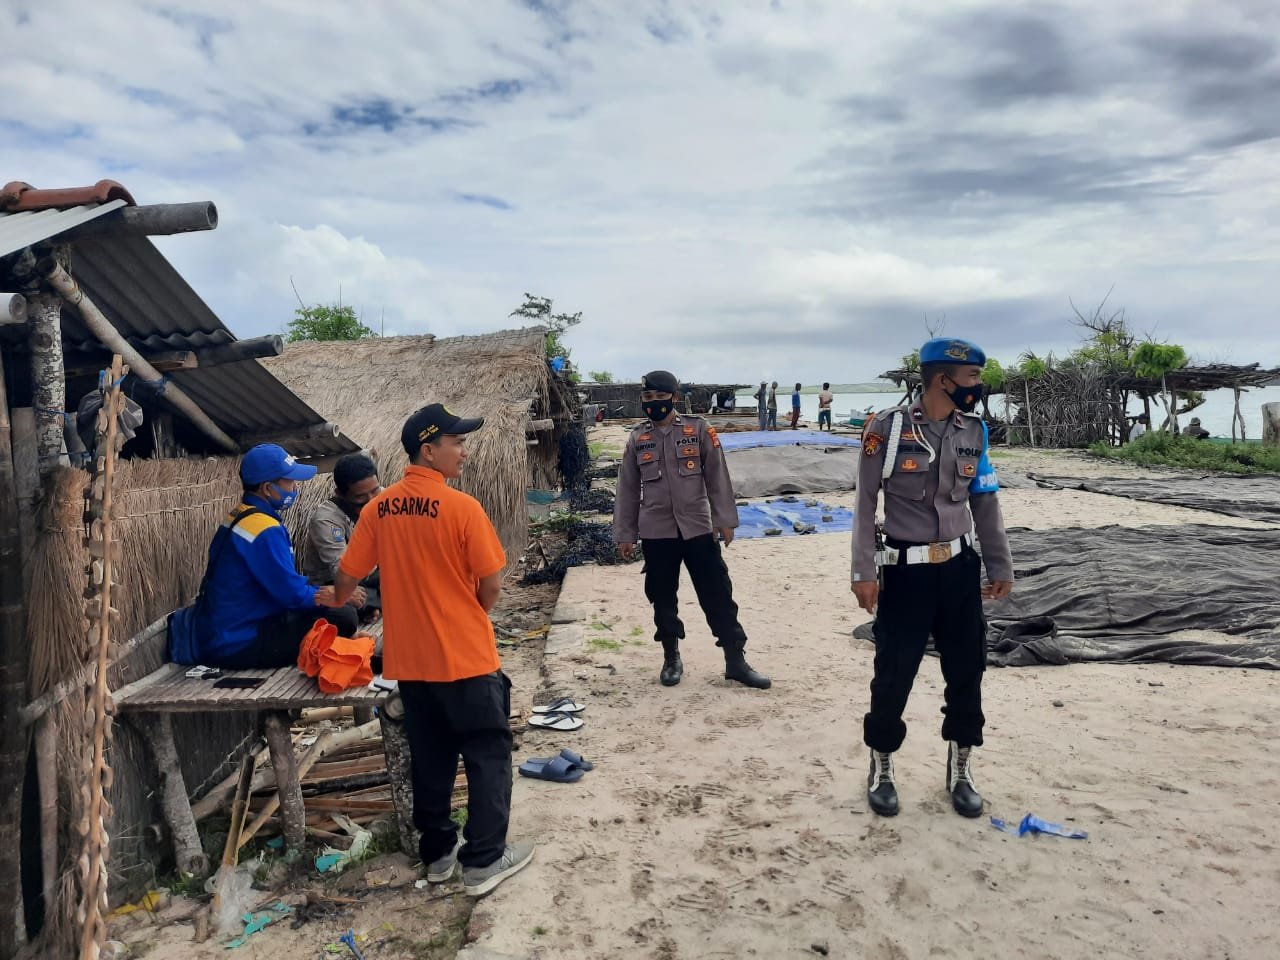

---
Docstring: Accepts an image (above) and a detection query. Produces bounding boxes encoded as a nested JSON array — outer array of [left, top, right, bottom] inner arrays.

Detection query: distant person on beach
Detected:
[[613, 370, 771, 691], [754, 382, 768, 430], [790, 382, 802, 429], [818, 383, 834, 431], [851, 338, 1013, 821], [1129, 414, 1148, 443], [1182, 417, 1210, 439], [767, 381, 779, 430]]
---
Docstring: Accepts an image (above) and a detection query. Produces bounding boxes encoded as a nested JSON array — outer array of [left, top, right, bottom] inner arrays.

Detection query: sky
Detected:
[[3, 0, 1278, 385]]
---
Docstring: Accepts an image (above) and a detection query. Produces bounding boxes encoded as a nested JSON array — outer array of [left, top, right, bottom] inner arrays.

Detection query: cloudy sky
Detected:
[[4, 0, 1278, 384]]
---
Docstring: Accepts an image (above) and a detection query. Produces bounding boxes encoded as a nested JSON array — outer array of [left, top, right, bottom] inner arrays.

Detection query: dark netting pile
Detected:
[[587, 464, 619, 483], [567, 486, 615, 514], [522, 520, 634, 585], [557, 422, 590, 492], [1029, 474, 1280, 523]]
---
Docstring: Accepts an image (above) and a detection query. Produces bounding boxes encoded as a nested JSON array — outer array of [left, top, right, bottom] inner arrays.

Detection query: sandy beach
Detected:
[[461, 436, 1280, 960]]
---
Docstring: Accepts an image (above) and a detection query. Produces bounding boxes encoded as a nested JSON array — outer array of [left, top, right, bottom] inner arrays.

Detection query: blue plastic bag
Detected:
[[990, 813, 1087, 840]]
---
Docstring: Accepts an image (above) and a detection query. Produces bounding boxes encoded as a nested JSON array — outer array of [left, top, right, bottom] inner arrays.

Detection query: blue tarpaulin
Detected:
[[735, 498, 854, 539], [717, 430, 861, 452]]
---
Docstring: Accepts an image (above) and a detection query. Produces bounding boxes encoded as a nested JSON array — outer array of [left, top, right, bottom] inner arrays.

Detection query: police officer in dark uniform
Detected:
[[613, 371, 770, 690], [851, 339, 1013, 818]]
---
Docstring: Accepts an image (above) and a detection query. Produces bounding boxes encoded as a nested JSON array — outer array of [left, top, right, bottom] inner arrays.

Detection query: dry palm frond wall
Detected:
[[25, 458, 259, 918], [262, 327, 572, 568]]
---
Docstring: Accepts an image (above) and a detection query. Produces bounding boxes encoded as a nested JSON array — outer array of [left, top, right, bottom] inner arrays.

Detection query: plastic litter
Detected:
[[314, 817, 373, 873], [339, 929, 367, 960], [225, 902, 294, 948], [990, 814, 1088, 840], [207, 856, 260, 936]]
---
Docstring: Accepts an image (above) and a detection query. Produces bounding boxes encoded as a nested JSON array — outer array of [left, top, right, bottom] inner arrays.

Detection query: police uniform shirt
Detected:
[[303, 497, 357, 584], [613, 415, 738, 542], [851, 402, 1013, 583]]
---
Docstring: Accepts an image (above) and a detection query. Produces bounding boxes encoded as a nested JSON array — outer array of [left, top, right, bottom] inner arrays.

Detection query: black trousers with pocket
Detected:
[[398, 671, 513, 869], [863, 542, 987, 753], [211, 605, 360, 670], [641, 533, 749, 650]]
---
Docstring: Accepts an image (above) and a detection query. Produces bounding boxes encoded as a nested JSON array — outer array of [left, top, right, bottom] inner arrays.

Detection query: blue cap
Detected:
[[239, 443, 318, 485], [920, 338, 986, 366]]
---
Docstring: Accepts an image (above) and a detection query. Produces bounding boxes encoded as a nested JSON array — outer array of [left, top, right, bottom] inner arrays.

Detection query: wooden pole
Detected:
[[261, 713, 306, 853], [0, 345, 30, 953], [35, 714, 58, 923], [57, 201, 218, 240], [191, 336, 284, 367], [2, 293, 26, 325], [145, 715, 209, 876], [1233, 386, 1245, 442], [1024, 380, 1036, 447], [27, 292, 67, 471], [45, 262, 240, 454], [1262, 402, 1280, 447], [379, 710, 418, 856], [11, 408, 39, 594], [78, 355, 126, 960]]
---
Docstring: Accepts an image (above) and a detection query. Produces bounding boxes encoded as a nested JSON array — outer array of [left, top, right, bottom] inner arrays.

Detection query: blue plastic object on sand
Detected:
[[990, 814, 1087, 840], [340, 929, 366, 960]]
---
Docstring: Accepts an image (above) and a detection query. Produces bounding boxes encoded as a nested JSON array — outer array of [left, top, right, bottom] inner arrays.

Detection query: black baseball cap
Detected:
[[401, 403, 484, 455], [641, 370, 679, 393]]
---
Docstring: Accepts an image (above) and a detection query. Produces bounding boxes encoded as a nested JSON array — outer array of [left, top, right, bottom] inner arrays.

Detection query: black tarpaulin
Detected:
[[1029, 474, 1280, 523]]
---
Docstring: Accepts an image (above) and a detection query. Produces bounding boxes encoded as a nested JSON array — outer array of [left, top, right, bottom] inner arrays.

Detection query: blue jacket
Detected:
[[169, 494, 318, 664]]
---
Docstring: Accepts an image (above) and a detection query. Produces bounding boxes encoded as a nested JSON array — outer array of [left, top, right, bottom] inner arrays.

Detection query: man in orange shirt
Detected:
[[334, 404, 533, 898]]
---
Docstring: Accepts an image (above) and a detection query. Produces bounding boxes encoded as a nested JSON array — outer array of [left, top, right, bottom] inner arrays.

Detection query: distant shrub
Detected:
[[1089, 431, 1280, 475]]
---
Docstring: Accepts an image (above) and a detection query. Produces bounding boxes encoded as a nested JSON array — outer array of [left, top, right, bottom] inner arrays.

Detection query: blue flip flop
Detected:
[[559, 748, 594, 771], [518, 755, 585, 783]]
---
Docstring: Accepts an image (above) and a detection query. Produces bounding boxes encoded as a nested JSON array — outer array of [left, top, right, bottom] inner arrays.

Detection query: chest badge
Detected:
[[642, 452, 654, 462], [962, 463, 977, 477], [686, 460, 696, 469], [639, 433, 652, 442], [901, 458, 920, 471], [682, 446, 696, 456]]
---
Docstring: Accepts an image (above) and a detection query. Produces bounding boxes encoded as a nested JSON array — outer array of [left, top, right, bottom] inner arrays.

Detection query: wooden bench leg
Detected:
[[145, 715, 210, 876], [379, 710, 418, 856], [262, 712, 306, 853]]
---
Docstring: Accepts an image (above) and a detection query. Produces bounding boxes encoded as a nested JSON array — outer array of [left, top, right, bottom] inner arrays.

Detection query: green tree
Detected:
[[588, 370, 615, 384], [980, 358, 1006, 392], [286, 303, 377, 342], [510, 293, 582, 365]]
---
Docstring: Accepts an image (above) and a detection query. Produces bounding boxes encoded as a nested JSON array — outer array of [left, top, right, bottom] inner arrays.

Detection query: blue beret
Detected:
[[920, 338, 986, 366]]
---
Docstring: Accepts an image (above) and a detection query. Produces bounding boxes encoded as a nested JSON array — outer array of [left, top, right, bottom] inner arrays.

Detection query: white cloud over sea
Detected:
[[3, 0, 1278, 383]]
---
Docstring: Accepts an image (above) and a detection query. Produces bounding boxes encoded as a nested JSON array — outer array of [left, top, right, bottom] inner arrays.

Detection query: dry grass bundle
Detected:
[[263, 328, 565, 566], [26, 458, 241, 696]]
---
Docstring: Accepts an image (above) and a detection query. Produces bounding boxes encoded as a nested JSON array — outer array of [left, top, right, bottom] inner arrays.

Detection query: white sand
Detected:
[[463, 445, 1280, 960]]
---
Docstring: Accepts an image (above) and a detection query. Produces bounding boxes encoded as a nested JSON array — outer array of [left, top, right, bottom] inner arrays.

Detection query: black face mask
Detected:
[[944, 379, 983, 414], [643, 398, 674, 422]]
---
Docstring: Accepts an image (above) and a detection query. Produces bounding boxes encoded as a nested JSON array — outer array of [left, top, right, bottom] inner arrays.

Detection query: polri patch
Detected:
[[707, 426, 721, 448], [683, 425, 696, 436], [642, 452, 655, 461], [901, 458, 921, 471], [862, 433, 884, 457], [331, 525, 345, 543]]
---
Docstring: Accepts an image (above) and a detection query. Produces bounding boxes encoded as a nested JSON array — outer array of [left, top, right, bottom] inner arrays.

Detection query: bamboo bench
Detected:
[[111, 645, 413, 874]]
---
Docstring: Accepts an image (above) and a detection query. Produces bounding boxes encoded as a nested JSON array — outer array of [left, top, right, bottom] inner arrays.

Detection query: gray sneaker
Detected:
[[425, 834, 464, 883], [461, 840, 535, 897]]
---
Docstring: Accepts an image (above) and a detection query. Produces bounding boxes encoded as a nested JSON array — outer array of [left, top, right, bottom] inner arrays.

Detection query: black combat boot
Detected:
[[867, 749, 899, 817], [722, 645, 771, 689], [660, 640, 683, 687], [947, 741, 983, 818]]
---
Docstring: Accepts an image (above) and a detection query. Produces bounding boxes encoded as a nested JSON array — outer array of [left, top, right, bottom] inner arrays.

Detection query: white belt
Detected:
[[876, 533, 972, 567]]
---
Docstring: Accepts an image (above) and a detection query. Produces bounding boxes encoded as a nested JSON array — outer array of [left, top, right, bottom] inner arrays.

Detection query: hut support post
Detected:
[[1023, 381, 1036, 447], [28, 292, 66, 471], [378, 711, 418, 856], [35, 714, 58, 919], [0, 348, 30, 952], [262, 713, 306, 852], [1232, 386, 1245, 442], [145, 715, 209, 877]]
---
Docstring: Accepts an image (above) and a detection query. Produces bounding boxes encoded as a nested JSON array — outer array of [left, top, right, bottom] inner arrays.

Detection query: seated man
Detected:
[[169, 444, 361, 668], [1182, 416, 1210, 439], [304, 453, 382, 620]]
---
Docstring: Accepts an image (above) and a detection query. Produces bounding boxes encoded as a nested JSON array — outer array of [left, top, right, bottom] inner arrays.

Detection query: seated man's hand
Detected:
[[314, 585, 339, 607], [348, 586, 368, 608]]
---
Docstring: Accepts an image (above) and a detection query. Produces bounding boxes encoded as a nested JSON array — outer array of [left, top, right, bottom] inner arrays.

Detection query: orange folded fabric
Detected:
[[317, 634, 376, 693], [296, 619, 337, 677]]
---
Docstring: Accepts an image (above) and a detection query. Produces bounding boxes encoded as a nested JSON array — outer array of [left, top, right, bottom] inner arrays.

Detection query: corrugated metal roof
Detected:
[[0, 200, 126, 258], [0, 197, 360, 461]]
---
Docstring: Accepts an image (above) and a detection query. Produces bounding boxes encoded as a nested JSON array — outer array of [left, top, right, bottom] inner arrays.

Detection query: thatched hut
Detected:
[[0, 179, 357, 953], [262, 328, 579, 567]]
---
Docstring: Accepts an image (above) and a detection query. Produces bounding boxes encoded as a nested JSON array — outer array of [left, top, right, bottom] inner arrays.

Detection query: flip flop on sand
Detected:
[[518, 755, 586, 783], [527, 712, 584, 732], [532, 697, 585, 715], [558, 748, 594, 771]]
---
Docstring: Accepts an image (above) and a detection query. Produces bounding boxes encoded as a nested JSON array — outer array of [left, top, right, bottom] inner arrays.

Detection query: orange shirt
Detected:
[[339, 466, 506, 682]]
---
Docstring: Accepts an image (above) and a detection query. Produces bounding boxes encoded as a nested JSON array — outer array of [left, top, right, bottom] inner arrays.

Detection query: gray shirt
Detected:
[[303, 498, 357, 584], [851, 402, 1012, 583], [613, 416, 739, 542]]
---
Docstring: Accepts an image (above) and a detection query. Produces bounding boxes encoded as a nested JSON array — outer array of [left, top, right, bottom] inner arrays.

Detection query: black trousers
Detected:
[[212, 605, 359, 669], [641, 533, 748, 650], [399, 671, 513, 869], [863, 543, 986, 752]]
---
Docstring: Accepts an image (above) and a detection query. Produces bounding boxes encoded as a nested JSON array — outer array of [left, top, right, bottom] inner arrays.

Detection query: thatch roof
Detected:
[[262, 327, 575, 565]]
